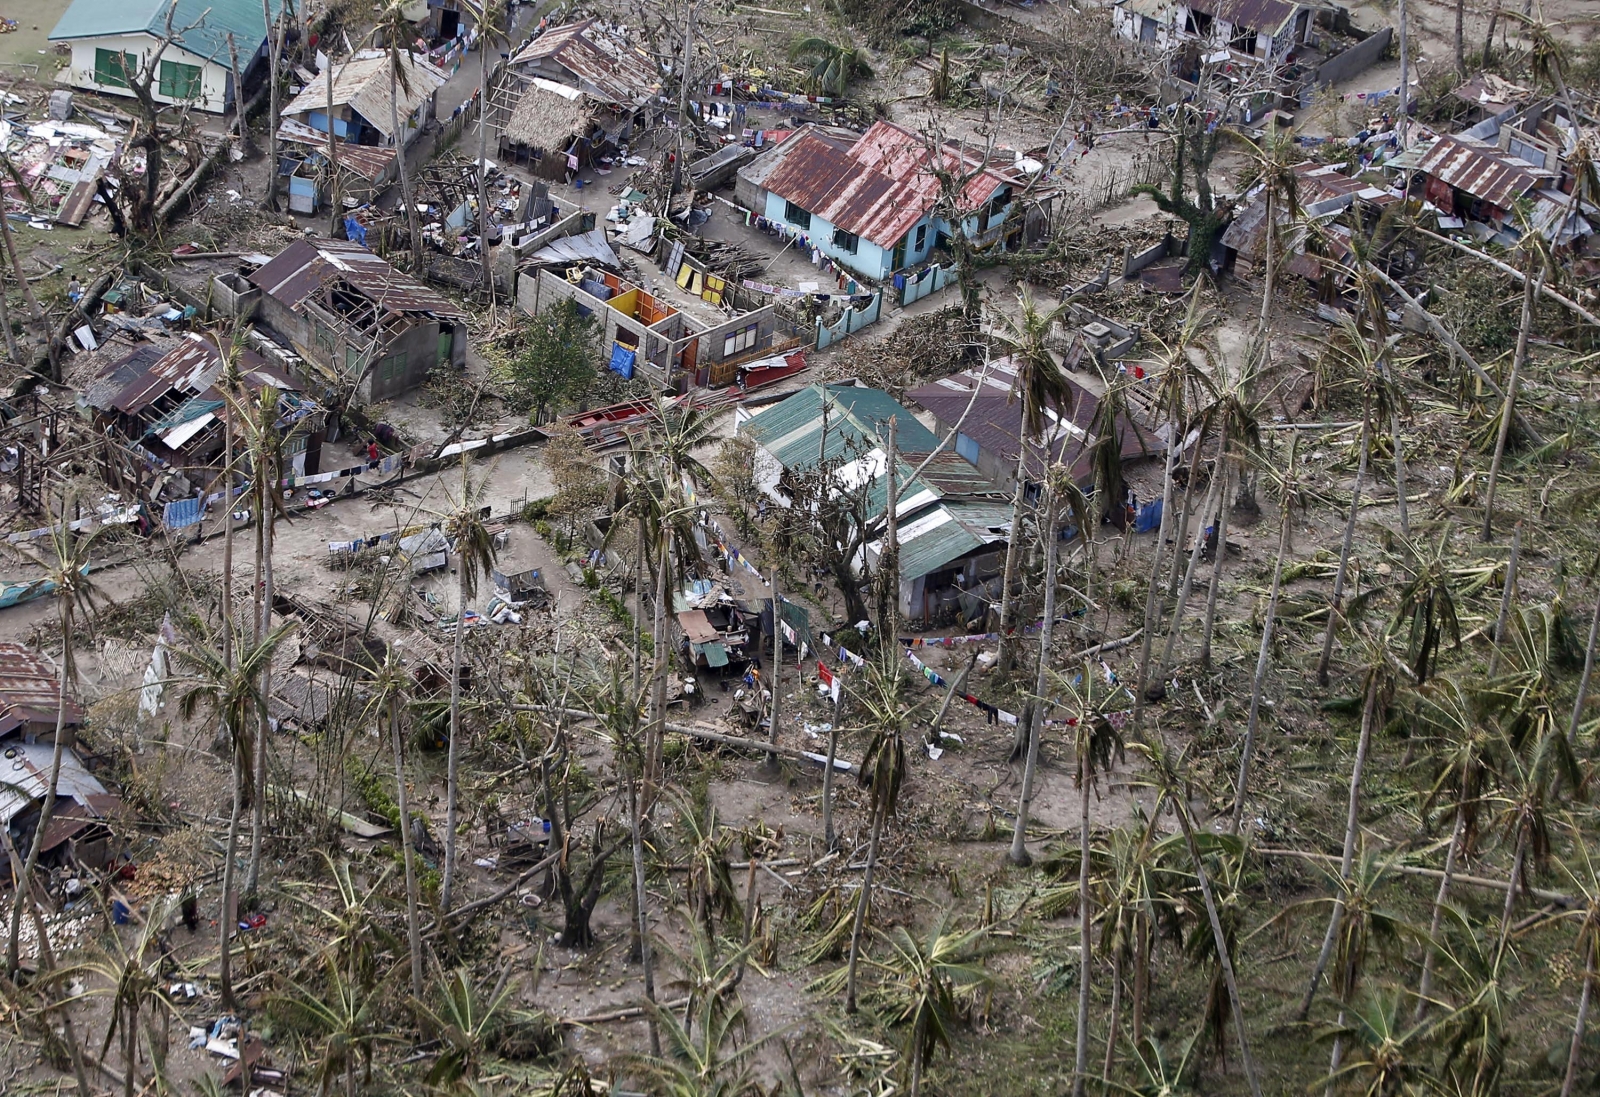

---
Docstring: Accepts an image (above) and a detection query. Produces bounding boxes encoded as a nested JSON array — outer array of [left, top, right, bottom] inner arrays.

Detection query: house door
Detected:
[[439, 7, 460, 37], [1140, 15, 1157, 42], [891, 239, 906, 273]]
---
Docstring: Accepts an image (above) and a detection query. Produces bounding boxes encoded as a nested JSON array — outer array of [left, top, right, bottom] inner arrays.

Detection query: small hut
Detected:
[[498, 77, 595, 181]]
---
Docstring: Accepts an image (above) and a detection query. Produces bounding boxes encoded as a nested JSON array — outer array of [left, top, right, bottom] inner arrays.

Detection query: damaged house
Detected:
[[750, 120, 1040, 281], [498, 17, 660, 172], [1397, 98, 1599, 247], [738, 383, 1016, 622], [1221, 160, 1401, 286], [249, 238, 470, 403], [279, 49, 450, 152], [1112, 0, 1390, 101], [0, 644, 120, 870], [83, 332, 323, 477], [517, 256, 778, 392], [497, 78, 602, 180]]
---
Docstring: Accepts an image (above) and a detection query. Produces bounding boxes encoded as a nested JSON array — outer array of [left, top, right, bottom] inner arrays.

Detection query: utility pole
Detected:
[[1396, 0, 1409, 148]]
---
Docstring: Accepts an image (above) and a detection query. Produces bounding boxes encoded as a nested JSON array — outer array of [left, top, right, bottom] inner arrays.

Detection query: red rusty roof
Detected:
[[0, 643, 82, 737], [761, 121, 1022, 250], [100, 333, 289, 417], [1415, 134, 1552, 209], [510, 18, 660, 107], [250, 238, 470, 320]]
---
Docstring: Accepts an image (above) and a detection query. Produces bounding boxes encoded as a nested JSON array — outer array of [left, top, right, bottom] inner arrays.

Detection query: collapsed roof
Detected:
[[281, 50, 450, 139]]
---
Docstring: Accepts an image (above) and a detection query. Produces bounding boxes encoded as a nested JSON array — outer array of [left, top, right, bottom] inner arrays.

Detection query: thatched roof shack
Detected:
[[499, 77, 596, 180]]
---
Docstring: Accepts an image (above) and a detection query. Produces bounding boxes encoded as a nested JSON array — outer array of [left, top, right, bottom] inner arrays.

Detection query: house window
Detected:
[[159, 60, 203, 100], [722, 323, 759, 358], [832, 228, 859, 254], [94, 48, 136, 88], [1229, 24, 1254, 52], [784, 201, 811, 230], [914, 223, 927, 252], [1185, 9, 1213, 35], [380, 350, 409, 383]]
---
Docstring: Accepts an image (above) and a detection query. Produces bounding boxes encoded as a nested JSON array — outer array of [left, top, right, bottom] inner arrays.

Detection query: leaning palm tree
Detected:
[[989, 291, 1075, 671], [5, 490, 114, 977], [1317, 987, 1441, 1097], [173, 616, 297, 1010], [373, 0, 426, 272], [440, 454, 498, 913], [845, 649, 913, 1013], [1481, 207, 1551, 543], [1556, 822, 1600, 1097], [788, 36, 874, 97]]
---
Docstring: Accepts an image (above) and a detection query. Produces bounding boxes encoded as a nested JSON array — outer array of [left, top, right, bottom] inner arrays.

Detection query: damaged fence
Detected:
[[814, 290, 883, 350]]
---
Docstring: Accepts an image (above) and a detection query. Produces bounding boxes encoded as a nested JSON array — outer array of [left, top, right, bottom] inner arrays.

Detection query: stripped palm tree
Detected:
[[845, 648, 913, 1013], [989, 291, 1076, 671], [470, 0, 511, 307], [440, 454, 499, 913], [5, 489, 114, 977], [172, 615, 297, 1009]]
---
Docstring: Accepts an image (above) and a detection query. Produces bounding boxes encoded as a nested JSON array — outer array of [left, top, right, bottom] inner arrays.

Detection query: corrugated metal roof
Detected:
[[281, 50, 449, 139], [905, 358, 1155, 484], [528, 228, 621, 268], [0, 644, 82, 739], [1185, 0, 1300, 33], [1416, 134, 1552, 209], [249, 238, 470, 320], [0, 740, 114, 827], [276, 118, 398, 182], [49, 0, 284, 59], [879, 498, 1013, 581], [740, 383, 942, 474], [510, 18, 660, 107], [94, 333, 290, 417], [761, 121, 1022, 250]]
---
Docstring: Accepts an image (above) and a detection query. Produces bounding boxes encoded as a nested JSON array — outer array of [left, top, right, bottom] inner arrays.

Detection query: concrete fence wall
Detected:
[[899, 263, 958, 307], [815, 290, 883, 349], [1312, 27, 1392, 89]]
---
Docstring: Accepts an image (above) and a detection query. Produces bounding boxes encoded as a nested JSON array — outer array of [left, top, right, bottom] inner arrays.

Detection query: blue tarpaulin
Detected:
[[608, 343, 636, 379], [1135, 498, 1163, 533], [344, 217, 367, 246], [163, 498, 201, 530]]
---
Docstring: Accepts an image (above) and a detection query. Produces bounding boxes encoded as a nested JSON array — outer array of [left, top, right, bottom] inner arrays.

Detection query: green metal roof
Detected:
[[740, 384, 941, 475], [892, 499, 1014, 581], [50, 0, 284, 60]]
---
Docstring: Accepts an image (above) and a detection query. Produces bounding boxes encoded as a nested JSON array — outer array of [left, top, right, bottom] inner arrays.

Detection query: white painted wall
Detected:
[[62, 35, 234, 113]]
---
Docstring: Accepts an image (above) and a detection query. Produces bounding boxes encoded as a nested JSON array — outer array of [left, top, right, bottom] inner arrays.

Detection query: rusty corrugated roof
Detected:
[[1416, 134, 1552, 209], [761, 121, 1020, 250], [510, 18, 660, 107], [0, 643, 82, 737], [1186, 0, 1300, 32], [100, 333, 286, 417], [249, 238, 470, 320]]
